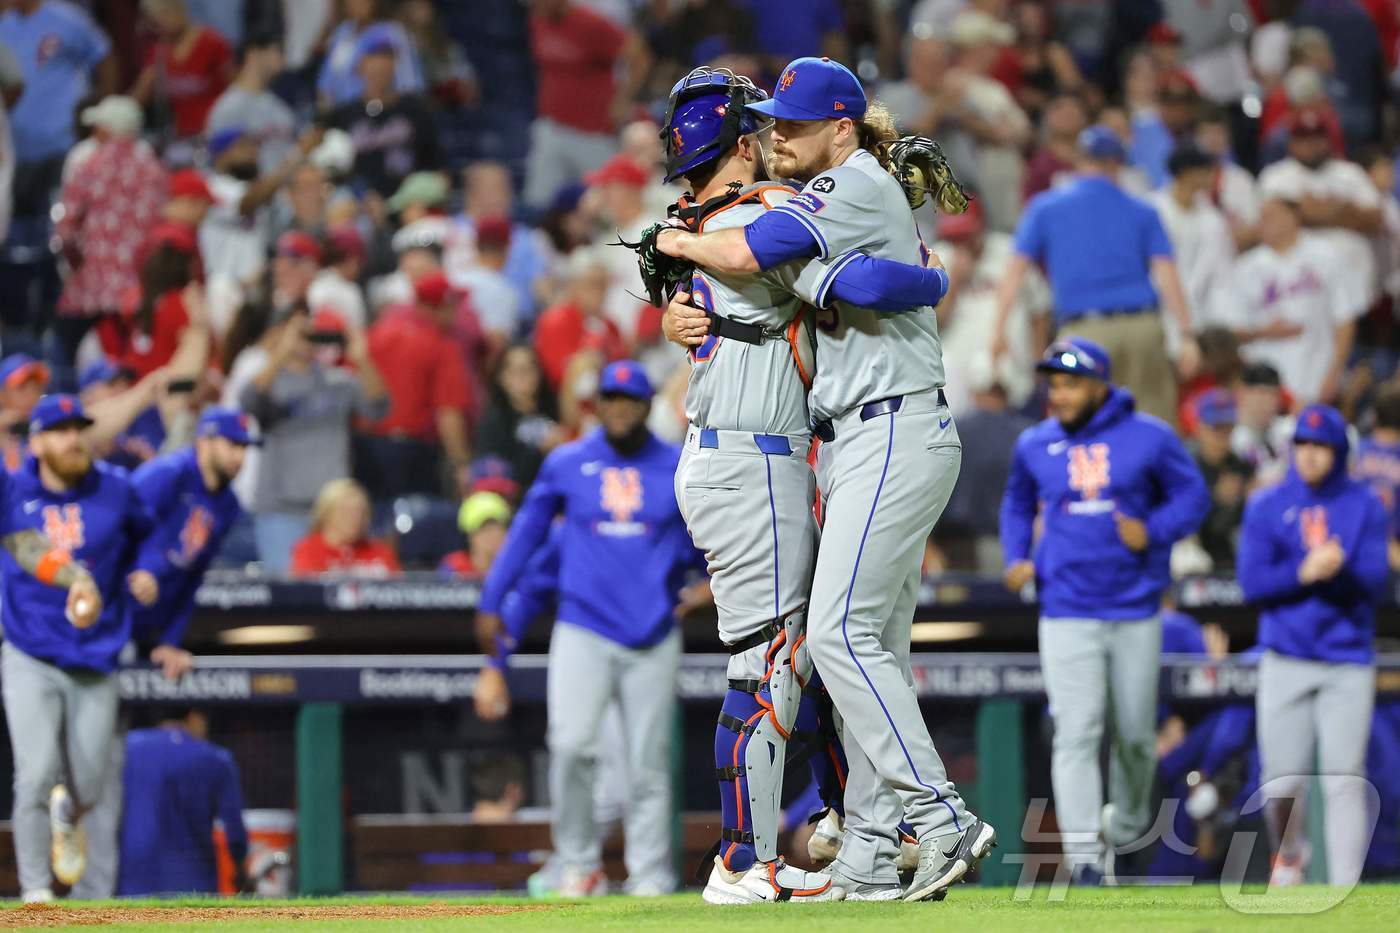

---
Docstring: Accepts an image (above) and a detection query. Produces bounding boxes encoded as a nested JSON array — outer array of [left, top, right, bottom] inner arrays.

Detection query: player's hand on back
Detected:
[[474, 666, 511, 721], [1003, 560, 1035, 593], [150, 644, 194, 681], [65, 575, 102, 629], [127, 570, 159, 607], [663, 291, 709, 348]]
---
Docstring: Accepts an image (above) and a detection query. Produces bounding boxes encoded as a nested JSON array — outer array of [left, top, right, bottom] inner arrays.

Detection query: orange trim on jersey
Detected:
[[698, 184, 797, 233], [786, 307, 814, 389]]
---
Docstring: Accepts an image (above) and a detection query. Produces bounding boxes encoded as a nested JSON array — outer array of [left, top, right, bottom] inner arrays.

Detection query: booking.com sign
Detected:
[[1005, 776, 1381, 913]]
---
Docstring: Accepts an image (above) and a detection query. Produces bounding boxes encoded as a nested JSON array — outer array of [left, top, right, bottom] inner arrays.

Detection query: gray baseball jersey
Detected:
[[769, 148, 946, 423], [683, 183, 826, 437]]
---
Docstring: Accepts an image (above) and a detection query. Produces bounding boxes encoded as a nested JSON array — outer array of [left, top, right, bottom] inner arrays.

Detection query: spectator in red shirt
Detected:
[[361, 270, 473, 500], [54, 95, 167, 364], [290, 478, 401, 577], [107, 240, 205, 379], [136, 169, 215, 282], [523, 0, 648, 210], [533, 247, 626, 392], [131, 0, 233, 139], [438, 490, 512, 578]]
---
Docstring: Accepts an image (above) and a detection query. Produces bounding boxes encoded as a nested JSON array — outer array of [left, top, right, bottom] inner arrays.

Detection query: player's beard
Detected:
[[605, 422, 650, 456], [42, 448, 91, 486]]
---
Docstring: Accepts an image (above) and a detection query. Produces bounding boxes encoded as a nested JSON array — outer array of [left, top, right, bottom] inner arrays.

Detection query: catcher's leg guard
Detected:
[[715, 610, 807, 869], [793, 672, 848, 819]]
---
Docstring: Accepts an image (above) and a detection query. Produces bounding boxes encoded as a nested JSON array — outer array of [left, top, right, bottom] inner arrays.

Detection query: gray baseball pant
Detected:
[[1257, 650, 1375, 886], [547, 621, 680, 893], [1, 642, 120, 897], [1038, 616, 1161, 869], [806, 391, 971, 885]]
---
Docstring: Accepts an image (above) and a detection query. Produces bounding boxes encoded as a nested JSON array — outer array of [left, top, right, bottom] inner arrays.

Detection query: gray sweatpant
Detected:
[[1257, 650, 1375, 886], [1039, 616, 1161, 868], [547, 622, 680, 893], [807, 391, 971, 885], [1, 643, 120, 897]]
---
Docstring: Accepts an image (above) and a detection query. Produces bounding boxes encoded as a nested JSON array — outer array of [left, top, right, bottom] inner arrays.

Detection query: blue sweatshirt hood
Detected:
[[1288, 404, 1350, 494]]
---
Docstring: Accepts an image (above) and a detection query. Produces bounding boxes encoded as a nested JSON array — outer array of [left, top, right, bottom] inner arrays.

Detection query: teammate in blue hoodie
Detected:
[[1237, 403, 1388, 888], [0, 394, 159, 902], [1000, 338, 1209, 883], [473, 361, 705, 897], [117, 707, 248, 895], [126, 408, 254, 679]]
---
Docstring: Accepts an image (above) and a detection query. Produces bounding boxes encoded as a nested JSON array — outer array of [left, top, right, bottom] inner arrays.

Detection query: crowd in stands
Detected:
[[0, 0, 1398, 581]]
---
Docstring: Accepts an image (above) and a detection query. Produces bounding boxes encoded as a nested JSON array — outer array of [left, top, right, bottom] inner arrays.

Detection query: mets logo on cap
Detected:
[[779, 68, 797, 91]]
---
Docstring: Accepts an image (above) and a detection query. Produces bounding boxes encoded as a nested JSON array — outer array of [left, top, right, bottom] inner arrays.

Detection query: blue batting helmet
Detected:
[[661, 67, 770, 184]]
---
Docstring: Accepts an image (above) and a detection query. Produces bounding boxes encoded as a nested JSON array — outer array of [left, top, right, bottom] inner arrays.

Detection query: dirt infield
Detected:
[[3, 902, 554, 927]]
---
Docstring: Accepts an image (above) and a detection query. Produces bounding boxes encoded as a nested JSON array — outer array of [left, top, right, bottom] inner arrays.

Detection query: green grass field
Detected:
[[7, 886, 1400, 932]]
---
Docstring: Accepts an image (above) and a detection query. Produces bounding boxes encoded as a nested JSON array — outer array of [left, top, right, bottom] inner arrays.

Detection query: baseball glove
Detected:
[[613, 221, 693, 307], [883, 135, 971, 214]]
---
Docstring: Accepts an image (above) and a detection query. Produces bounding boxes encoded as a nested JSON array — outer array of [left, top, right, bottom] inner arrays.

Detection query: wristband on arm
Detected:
[[35, 549, 71, 586]]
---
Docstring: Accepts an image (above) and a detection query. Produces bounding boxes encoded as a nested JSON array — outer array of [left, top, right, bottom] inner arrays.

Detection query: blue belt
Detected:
[[1062, 305, 1154, 321], [698, 428, 793, 456], [811, 390, 946, 442]]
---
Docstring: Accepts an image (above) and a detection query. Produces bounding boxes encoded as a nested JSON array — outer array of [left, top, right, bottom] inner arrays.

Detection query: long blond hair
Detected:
[[310, 478, 371, 538], [856, 101, 899, 170]]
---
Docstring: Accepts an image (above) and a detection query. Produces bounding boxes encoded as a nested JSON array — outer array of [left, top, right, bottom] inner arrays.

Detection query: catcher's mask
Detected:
[[661, 67, 771, 184]]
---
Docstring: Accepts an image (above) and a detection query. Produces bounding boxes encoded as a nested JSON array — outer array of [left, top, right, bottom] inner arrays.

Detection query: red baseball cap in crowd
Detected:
[[1287, 105, 1330, 137], [1158, 68, 1199, 100], [147, 221, 198, 254], [585, 155, 649, 190], [326, 225, 366, 263], [414, 269, 454, 306], [169, 169, 215, 203], [310, 308, 348, 334], [0, 353, 50, 390], [276, 230, 323, 265], [475, 216, 513, 250], [937, 198, 984, 241], [1147, 22, 1182, 45]]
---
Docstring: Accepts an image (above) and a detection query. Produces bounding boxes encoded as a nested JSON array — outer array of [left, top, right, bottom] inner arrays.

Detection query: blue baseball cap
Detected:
[[599, 360, 653, 401], [0, 353, 50, 389], [77, 359, 131, 392], [30, 394, 94, 433], [207, 125, 246, 161], [197, 407, 260, 446], [1194, 388, 1237, 427], [747, 57, 867, 122], [1036, 338, 1112, 382], [1078, 124, 1126, 162], [354, 24, 398, 60]]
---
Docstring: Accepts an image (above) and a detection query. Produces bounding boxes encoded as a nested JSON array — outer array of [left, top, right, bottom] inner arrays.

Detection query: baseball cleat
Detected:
[[21, 888, 54, 904], [1269, 853, 1305, 888], [904, 818, 998, 902], [820, 865, 902, 901], [49, 784, 86, 887], [702, 856, 845, 904], [897, 829, 920, 873], [1099, 803, 1119, 886], [558, 867, 609, 897], [807, 809, 843, 866]]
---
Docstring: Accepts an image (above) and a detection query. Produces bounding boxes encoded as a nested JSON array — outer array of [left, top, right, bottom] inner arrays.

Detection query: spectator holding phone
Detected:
[[239, 307, 387, 572]]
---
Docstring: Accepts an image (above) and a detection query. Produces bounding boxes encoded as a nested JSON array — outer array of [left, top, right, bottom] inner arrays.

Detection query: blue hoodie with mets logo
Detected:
[[1000, 385, 1210, 620], [1237, 404, 1389, 665]]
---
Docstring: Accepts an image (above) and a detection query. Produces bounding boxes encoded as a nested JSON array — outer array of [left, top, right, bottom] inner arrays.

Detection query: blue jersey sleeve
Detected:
[[1327, 492, 1390, 601], [819, 252, 949, 311], [479, 454, 567, 616], [1012, 197, 1048, 261], [1237, 494, 1305, 604], [744, 209, 822, 271], [999, 436, 1038, 564], [495, 530, 562, 663], [213, 748, 249, 864], [1144, 205, 1174, 260], [70, 6, 112, 69], [1143, 432, 1210, 546]]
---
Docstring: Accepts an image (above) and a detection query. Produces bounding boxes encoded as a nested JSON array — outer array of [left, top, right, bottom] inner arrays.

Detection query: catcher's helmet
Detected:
[[660, 67, 770, 184]]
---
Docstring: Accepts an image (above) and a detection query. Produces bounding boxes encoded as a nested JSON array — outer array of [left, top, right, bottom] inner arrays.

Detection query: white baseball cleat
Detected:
[[558, 867, 609, 897], [1269, 854, 1306, 888], [806, 809, 843, 866], [904, 819, 998, 902], [21, 888, 54, 904], [49, 785, 86, 887], [897, 829, 920, 873], [702, 856, 845, 904], [820, 865, 902, 901]]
